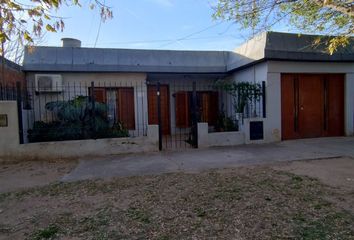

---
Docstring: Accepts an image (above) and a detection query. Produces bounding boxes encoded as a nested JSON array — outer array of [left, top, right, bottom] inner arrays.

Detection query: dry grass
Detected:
[[0, 166, 353, 240]]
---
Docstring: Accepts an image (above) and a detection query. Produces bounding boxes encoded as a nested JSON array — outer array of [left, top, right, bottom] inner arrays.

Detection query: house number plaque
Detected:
[[0, 114, 8, 127]]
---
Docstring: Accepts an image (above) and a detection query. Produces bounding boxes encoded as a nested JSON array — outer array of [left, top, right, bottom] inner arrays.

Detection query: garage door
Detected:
[[281, 74, 344, 140]]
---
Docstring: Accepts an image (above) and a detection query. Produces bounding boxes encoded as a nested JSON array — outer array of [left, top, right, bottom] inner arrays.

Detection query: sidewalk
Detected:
[[62, 137, 354, 182]]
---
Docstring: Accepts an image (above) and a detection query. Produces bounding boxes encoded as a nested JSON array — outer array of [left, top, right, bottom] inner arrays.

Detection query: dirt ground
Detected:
[[272, 157, 354, 190], [272, 157, 354, 215], [0, 157, 353, 239], [0, 160, 77, 193]]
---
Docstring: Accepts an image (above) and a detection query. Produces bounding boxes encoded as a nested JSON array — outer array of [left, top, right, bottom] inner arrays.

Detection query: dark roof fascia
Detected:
[[227, 57, 354, 73], [22, 64, 227, 74], [23, 69, 228, 75], [227, 58, 267, 73]]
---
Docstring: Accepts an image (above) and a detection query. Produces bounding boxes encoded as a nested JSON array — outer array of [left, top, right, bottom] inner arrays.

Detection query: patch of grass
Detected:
[[78, 209, 111, 232], [313, 201, 332, 210], [293, 211, 354, 240], [0, 192, 11, 203], [0, 223, 12, 234], [291, 175, 303, 182], [157, 236, 170, 240], [31, 224, 59, 240], [2, 167, 354, 239], [194, 207, 207, 217], [126, 207, 151, 224], [213, 184, 244, 201]]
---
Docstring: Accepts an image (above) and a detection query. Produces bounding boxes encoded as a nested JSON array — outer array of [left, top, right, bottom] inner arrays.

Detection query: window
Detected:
[[174, 91, 218, 128], [91, 87, 135, 130]]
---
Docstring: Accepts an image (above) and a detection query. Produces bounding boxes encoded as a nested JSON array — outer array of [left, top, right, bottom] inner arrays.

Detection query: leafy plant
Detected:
[[215, 111, 238, 132], [212, 0, 353, 54], [28, 96, 129, 142], [215, 80, 262, 114], [32, 224, 59, 240]]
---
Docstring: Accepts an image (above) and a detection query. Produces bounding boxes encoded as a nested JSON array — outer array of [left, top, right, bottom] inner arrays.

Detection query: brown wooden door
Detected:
[[281, 74, 344, 140], [147, 85, 170, 135], [298, 74, 324, 138], [326, 74, 345, 136], [281, 74, 299, 140], [175, 91, 190, 128], [117, 87, 135, 130]]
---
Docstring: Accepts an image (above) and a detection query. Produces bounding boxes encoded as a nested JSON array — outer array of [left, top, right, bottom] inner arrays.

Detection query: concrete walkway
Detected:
[[62, 137, 354, 182]]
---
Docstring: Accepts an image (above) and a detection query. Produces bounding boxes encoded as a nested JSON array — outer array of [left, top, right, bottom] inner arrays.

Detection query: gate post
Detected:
[[90, 81, 96, 139], [191, 81, 198, 148], [157, 82, 162, 151], [262, 81, 266, 118], [16, 81, 24, 144]]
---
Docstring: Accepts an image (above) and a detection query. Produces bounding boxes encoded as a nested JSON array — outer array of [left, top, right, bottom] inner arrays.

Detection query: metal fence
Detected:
[[0, 83, 18, 101], [147, 79, 266, 150], [1, 80, 266, 148], [12, 81, 148, 143]]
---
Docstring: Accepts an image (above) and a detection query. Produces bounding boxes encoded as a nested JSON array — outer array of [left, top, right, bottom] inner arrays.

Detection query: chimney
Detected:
[[61, 38, 81, 47]]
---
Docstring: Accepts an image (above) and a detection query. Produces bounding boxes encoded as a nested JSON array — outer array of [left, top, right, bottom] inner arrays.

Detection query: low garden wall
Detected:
[[0, 101, 159, 162], [197, 122, 245, 148]]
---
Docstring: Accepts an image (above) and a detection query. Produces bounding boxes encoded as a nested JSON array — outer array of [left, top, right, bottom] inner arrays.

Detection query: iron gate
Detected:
[[155, 81, 198, 150]]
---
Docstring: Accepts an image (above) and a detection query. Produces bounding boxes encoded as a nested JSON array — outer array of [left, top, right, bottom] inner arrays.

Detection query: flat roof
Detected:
[[23, 32, 354, 73]]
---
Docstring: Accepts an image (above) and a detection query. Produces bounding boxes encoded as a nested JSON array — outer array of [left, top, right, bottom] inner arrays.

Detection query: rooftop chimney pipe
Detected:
[[61, 38, 81, 47]]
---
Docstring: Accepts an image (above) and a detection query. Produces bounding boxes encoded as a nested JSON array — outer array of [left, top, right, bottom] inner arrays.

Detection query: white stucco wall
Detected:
[[228, 62, 276, 142], [197, 122, 244, 147], [0, 101, 159, 162], [228, 61, 354, 142]]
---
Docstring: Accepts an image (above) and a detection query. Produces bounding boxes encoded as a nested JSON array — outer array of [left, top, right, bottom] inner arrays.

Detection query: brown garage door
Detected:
[[281, 74, 344, 140]]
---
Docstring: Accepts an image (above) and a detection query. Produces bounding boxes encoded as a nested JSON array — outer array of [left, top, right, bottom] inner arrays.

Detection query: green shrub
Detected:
[[28, 96, 129, 142], [215, 111, 238, 132]]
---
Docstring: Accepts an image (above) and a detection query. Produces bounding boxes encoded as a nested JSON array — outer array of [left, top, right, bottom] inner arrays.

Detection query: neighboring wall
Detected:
[[0, 57, 24, 86]]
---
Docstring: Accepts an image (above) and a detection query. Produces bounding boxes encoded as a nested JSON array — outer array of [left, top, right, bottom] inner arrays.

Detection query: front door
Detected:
[[147, 85, 171, 135], [281, 74, 344, 140]]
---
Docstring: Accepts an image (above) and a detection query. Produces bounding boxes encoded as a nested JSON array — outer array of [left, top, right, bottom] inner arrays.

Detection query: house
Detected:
[[0, 56, 25, 100], [21, 32, 354, 148]]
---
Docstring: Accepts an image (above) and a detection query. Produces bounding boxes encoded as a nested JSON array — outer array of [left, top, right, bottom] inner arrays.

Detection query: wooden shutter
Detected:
[[148, 86, 158, 125], [147, 85, 171, 135], [198, 91, 218, 125], [175, 91, 190, 128], [93, 88, 106, 103], [209, 91, 219, 126], [117, 87, 135, 130], [199, 92, 210, 123]]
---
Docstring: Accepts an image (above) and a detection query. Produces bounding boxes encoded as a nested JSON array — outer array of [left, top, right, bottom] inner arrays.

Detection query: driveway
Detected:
[[62, 137, 354, 182]]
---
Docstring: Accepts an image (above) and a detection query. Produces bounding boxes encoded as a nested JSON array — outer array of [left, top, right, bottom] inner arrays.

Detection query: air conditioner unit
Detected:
[[35, 74, 63, 92]]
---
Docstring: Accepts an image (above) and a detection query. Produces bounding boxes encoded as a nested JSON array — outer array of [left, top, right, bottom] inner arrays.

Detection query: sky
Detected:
[[42, 0, 286, 51]]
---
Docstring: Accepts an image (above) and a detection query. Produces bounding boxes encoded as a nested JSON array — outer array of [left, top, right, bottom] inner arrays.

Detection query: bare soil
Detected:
[[0, 158, 353, 239], [273, 157, 354, 215], [0, 160, 77, 193]]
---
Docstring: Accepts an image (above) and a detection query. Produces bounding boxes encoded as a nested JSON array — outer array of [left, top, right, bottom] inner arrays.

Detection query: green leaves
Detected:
[[23, 31, 33, 42], [0, 0, 113, 50], [213, 0, 353, 53], [214, 80, 262, 114], [29, 96, 129, 142], [45, 24, 56, 32]]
